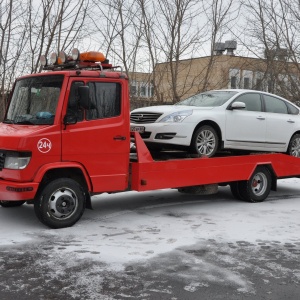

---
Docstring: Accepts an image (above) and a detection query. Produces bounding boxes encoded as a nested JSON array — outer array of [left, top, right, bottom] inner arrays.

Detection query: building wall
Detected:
[[129, 55, 300, 107]]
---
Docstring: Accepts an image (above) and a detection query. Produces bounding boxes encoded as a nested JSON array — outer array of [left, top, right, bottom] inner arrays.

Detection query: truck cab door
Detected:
[[62, 79, 130, 192]]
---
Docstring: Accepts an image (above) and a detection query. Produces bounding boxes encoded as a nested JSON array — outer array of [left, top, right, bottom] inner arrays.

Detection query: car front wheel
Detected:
[[190, 125, 219, 157], [287, 134, 300, 157]]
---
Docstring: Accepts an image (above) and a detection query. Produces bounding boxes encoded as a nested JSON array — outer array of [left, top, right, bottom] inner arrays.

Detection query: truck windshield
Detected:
[[4, 75, 64, 125]]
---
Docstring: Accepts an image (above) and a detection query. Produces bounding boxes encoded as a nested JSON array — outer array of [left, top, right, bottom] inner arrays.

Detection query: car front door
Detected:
[[225, 93, 267, 150]]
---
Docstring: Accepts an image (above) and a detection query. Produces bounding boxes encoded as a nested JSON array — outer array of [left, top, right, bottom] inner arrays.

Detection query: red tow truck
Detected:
[[0, 49, 300, 228]]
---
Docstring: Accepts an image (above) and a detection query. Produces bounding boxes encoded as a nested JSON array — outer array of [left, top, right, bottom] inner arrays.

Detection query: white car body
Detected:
[[130, 89, 300, 155]]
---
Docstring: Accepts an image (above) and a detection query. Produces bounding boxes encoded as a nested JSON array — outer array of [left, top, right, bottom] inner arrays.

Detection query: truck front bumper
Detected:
[[0, 180, 39, 201]]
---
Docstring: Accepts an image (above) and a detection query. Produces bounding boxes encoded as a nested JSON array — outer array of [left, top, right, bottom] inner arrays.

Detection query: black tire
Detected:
[[230, 182, 243, 200], [34, 178, 86, 229], [287, 134, 300, 157], [190, 125, 219, 157], [0, 200, 26, 207], [238, 166, 271, 203]]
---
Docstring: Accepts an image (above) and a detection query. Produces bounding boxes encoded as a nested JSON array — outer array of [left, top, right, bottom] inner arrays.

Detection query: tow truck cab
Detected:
[[0, 49, 131, 205]]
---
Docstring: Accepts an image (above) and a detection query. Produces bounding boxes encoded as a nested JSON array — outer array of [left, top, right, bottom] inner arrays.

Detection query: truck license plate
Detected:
[[130, 126, 145, 133]]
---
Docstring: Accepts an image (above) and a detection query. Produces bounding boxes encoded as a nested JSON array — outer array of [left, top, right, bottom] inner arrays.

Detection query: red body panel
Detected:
[[130, 133, 300, 191]]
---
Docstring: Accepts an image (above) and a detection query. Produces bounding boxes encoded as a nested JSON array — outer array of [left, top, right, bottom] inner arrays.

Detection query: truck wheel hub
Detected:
[[49, 188, 78, 218]]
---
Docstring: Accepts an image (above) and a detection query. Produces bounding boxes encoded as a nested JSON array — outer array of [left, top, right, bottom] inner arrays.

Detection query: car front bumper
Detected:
[[131, 122, 195, 147]]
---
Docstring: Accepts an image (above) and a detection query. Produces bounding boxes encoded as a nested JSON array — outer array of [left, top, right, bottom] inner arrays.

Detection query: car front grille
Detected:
[[0, 151, 6, 170], [130, 112, 162, 124]]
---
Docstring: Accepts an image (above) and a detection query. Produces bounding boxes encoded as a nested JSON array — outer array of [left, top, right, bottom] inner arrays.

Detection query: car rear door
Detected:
[[263, 94, 298, 151]]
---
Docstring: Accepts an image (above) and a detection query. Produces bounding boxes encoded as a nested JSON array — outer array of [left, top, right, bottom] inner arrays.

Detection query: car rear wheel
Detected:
[[287, 134, 300, 157], [190, 125, 219, 157]]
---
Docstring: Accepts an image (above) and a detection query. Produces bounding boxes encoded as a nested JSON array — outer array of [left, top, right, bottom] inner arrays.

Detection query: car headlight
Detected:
[[4, 151, 31, 170], [159, 110, 193, 123]]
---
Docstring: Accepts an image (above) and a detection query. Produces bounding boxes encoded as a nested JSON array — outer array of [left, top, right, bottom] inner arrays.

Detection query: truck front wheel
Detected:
[[34, 178, 86, 229]]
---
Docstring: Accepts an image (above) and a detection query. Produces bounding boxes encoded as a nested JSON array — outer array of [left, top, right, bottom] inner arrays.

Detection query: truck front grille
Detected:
[[130, 112, 162, 124], [0, 151, 6, 170]]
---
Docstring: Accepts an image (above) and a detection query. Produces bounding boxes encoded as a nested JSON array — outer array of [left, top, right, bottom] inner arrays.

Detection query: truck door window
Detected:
[[67, 81, 84, 122], [86, 82, 121, 120]]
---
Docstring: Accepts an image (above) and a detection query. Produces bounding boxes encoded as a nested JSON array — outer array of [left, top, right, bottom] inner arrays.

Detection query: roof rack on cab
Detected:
[[39, 48, 118, 72]]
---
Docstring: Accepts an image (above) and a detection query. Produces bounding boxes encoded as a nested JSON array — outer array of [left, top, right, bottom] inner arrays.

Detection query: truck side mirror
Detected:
[[78, 86, 91, 109]]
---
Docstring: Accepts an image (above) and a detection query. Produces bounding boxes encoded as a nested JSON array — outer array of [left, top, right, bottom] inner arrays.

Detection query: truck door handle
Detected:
[[256, 116, 265, 120], [113, 135, 126, 141], [287, 119, 295, 123]]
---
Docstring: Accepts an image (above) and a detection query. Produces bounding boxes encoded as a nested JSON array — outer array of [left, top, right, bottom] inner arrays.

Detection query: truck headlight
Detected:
[[4, 151, 31, 170], [159, 110, 193, 123]]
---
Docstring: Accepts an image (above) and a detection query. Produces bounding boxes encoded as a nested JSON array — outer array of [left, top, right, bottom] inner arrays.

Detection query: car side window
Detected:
[[286, 102, 299, 115], [86, 82, 121, 120], [233, 93, 262, 112], [263, 95, 288, 114]]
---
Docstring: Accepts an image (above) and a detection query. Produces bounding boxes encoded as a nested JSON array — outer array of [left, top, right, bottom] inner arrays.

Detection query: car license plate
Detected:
[[130, 126, 145, 133]]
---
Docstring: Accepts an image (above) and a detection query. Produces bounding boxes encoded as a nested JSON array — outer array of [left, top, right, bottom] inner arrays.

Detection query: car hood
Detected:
[[131, 105, 215, 114]]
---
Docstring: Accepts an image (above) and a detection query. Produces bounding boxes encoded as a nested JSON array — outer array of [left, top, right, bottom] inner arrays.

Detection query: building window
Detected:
[[140, 86, 146, 97], [130, 85, 137, 96], [244, 77, 250, 89], [231, 76, 237, 89], [229, 68, 240, 89]]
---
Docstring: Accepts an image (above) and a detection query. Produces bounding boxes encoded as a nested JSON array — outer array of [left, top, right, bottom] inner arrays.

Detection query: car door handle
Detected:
[[256, 116, 265, 120], [113, 135, 126, 140], [287, 119, 295, 123]]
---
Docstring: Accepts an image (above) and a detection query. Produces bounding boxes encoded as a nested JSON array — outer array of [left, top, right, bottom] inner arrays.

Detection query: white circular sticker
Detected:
[[37, 138, 52, 153]]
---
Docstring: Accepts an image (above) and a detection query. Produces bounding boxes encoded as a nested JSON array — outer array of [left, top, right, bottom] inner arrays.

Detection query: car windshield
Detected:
[[4, 75, 64, 125], [176, 91, 238, 107]]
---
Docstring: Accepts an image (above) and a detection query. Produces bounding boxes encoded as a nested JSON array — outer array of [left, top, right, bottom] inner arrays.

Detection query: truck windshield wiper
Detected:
[[3, 119, 14, 124], [14, 120, 35, 125]]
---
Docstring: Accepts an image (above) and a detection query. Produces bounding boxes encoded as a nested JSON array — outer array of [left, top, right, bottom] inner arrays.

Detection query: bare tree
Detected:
[[240, 0, 300, 101], [0, 0, 29, 118], [26, 0, 90, 74]]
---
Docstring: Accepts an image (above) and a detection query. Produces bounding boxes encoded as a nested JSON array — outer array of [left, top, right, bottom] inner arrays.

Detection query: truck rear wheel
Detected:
[[34, 178, 86, 229], [238, 166, 271, 203], [0, 200, 26, 207], [230, 182, 243, 200]]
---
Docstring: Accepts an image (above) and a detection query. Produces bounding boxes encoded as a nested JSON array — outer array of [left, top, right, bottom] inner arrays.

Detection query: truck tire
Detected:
[[190, 125, 219, 157], [34, 178, 86, 229], [238, 166, 271, 203], [0, 200, 26, 207], [230, 182, 243, 200]]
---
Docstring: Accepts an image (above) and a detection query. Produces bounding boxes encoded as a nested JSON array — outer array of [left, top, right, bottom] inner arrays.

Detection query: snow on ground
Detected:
[[0, 178, 299, 299]]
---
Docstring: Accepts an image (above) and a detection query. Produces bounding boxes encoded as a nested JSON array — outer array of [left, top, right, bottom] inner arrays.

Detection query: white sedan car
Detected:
[[130, 89, 300, 157]]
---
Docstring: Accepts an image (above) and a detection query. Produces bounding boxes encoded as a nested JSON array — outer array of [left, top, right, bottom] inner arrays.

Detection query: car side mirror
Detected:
[[230, 101, 246, 110], [78, 86, 91, 109]]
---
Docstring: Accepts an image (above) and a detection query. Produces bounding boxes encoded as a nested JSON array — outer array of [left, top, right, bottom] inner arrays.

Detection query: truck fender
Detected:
[[33, 162, 93, 192]]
